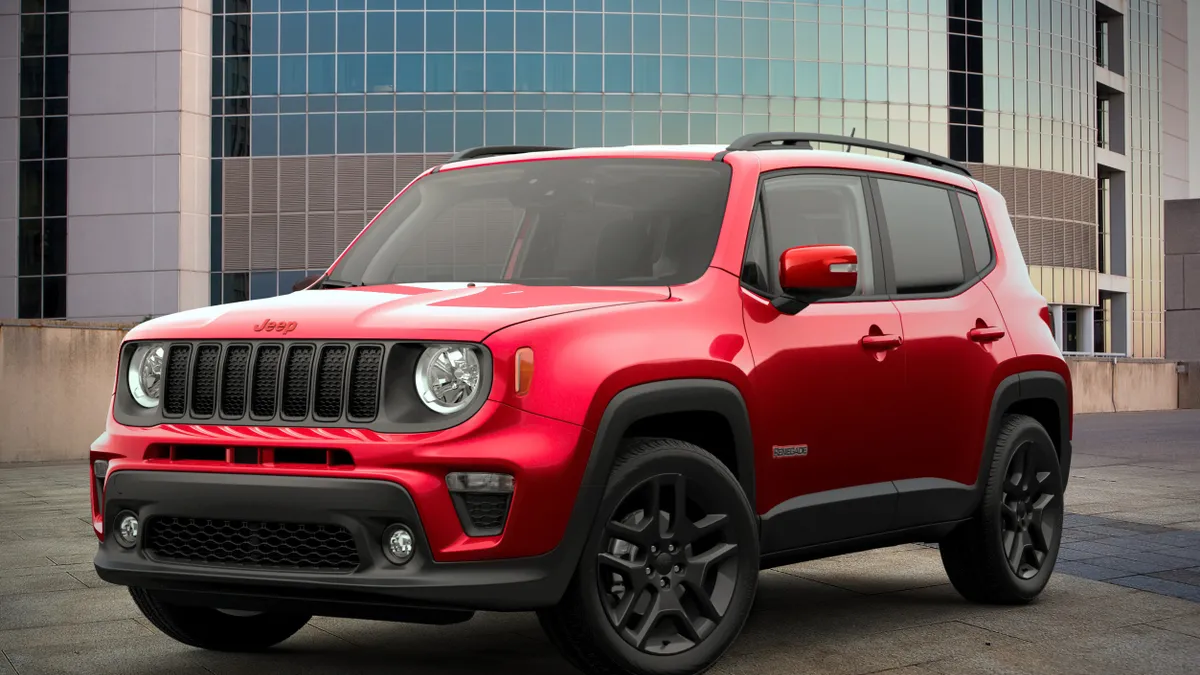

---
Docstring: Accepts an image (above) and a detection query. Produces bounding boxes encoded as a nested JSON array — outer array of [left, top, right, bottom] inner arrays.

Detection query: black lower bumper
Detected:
[[95, 470, 585, 617]]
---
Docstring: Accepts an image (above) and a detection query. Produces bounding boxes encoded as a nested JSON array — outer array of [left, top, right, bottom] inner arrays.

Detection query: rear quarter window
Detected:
[[957, 192, 994, 275]]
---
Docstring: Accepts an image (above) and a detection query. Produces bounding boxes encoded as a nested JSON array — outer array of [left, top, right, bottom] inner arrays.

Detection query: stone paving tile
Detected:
[[1055, 561, 1131, 581], [1061, 540, 1146, 557], [1150, 609, 1200, 639], [1084, 534, 1182, 552], [1149, 567, 1200, 587], [0, 571, 86, 597], [1078, 551, 1199, 575], [1110, 575, 1200, 603]]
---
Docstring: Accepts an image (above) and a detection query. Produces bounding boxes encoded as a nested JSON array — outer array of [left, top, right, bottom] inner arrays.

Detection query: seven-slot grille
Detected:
[[160, 342, 385, 424]]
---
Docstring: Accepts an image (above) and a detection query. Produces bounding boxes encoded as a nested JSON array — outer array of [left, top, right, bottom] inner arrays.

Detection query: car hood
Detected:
[[125, 282, 670, 342]]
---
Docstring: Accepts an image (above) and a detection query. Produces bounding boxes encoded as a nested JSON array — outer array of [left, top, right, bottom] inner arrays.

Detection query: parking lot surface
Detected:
[[1, 410, 1198, 675]]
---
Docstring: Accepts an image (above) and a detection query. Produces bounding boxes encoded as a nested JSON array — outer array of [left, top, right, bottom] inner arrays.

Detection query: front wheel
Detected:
[[129, 587, 311, 651], [539, 437, 759, 675], [940, 414, 1065, 604]]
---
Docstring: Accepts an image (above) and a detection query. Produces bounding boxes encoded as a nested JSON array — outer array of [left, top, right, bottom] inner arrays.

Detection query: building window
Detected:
[[1063, 307, 1079, 353], [1096, 18, 1109, 68], [1097, 97, 1110, 149], [17, 0, 68, 319], [1097, 175, 1110, 274]]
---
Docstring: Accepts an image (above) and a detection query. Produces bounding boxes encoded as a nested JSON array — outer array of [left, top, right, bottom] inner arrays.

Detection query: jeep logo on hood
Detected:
[[253, 319, 298, 334]]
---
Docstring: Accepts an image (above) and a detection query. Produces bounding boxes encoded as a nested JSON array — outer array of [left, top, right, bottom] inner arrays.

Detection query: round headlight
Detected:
[[414, 345, 481, 415], [128, 343, 166, 408]]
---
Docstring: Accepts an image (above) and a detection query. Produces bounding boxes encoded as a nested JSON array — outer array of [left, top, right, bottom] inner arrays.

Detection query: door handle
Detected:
[[861, 334, 903, 350], [968, 326, 1006, 343]]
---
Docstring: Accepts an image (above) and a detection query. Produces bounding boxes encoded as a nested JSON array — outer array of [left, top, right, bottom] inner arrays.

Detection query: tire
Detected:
[[538, 437, 759, 675], [129, 587, 311, 651], [940, 414, 1065, 604]]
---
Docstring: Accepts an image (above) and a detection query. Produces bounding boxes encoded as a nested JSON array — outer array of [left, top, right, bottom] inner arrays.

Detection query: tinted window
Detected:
[[740, 204, 770, 292], [877, 179, 965, 294], [330, 159, 732, 287], [958, 193, 993, 274], [760, 174, 874, 295]]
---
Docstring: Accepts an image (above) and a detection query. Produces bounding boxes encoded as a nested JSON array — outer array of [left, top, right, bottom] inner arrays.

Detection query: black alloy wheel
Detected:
[[598, 473, 740, 655], [538, 437, 758, 675], [939, 413, 1065, 604], [999, 439, 1062, 580]]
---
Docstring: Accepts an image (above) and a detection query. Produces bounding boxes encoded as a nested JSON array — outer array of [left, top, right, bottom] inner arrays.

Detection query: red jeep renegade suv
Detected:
[[91, 134, 1072, 675]]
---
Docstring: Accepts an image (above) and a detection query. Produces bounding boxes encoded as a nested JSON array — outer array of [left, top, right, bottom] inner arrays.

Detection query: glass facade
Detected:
[[204, 0, 1162, 356], [1128, 0, 1163, 358], [17, 0, 70, 319]]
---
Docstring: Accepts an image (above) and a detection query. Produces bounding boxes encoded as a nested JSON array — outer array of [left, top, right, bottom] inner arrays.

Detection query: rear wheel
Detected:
[[940, 414, 1065, 604], [129, 587, 311, 651], [539, 437, 759, 675]]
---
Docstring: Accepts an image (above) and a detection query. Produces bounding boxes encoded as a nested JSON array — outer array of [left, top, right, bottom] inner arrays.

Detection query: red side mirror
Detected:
[[778, 245, 859, 301]]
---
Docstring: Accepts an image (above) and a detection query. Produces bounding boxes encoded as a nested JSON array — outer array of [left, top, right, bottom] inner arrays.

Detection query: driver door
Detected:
[[740, 172, 907, 552]]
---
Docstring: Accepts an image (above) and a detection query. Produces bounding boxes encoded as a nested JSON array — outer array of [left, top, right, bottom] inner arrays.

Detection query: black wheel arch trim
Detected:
[[981, 370, 1072, 490], [582, 378, 756, 504]]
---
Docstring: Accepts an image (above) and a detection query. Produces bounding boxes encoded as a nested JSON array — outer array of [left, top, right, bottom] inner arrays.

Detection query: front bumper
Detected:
[[95, 470, 586, 613]]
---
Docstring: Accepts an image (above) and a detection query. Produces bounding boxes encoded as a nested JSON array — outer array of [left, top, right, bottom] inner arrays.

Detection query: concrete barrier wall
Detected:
[[0, 321, 131, 463], [1067, 357, 1180, 414], [0, 322, 1186, 462], [1179, 362, 1200, 410]]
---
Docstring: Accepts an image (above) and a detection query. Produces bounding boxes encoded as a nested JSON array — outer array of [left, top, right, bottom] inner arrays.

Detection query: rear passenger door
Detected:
[[871, 176, 1017, 522]]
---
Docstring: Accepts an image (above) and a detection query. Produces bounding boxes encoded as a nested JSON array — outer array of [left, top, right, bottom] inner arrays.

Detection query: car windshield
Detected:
[[327, 157, 733, 288]]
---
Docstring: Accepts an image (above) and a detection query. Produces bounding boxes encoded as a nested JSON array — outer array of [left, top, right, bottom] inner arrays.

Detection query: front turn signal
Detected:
[[514, 347, 534, 396]]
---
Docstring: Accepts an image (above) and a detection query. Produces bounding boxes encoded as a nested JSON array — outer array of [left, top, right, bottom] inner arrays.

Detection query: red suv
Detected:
[[92, 134, 1072, 675]]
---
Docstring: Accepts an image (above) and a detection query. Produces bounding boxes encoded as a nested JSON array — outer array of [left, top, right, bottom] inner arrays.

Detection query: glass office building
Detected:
[[2, 0, 1192, 359]]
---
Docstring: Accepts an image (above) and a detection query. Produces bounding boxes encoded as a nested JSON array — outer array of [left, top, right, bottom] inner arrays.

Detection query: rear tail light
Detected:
[[1039, 305, 1052, 331]]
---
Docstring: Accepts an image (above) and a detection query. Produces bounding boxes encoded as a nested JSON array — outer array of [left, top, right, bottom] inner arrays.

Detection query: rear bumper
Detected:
[[94, 470, 583, 613]]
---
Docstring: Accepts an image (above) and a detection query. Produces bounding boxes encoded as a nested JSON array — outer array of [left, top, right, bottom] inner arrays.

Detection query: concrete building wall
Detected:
[[1191, 0, 1200, 199], [66, 0, 212, 322], [0, 3, 18, 319], [1165, 198, 1200, 361]]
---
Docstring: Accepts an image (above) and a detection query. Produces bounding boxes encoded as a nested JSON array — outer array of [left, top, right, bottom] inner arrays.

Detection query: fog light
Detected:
[[93, 459, 109, 483], [446, 472, 515, 494], [114, 512, 139, 549], [383, 525, 414, 565]]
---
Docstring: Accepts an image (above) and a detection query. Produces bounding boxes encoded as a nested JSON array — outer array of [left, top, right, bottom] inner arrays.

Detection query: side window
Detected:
[[876, 179, 965, 295], [957, 192, 994, 275], [760, 174, 875, 296], [740, 203, 770, 292]]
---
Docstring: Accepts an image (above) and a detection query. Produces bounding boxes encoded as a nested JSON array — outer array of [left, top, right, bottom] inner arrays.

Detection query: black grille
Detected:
[[462, 494, 511, 534], [163, 345, 191, 416], [348, 346, 383, 420], [157, 341, 385, 426], [281, 345, 314, 419], [250, 346, 282, 418], [191, 345, 220, 417], [220, 345, 251, 417], [145, 517, 359, 572], [314, 346, 348, 420]]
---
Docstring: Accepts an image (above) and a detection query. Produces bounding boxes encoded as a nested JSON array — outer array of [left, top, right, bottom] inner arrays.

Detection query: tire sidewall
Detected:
[[983, 419, 1065, 599], [576, 443, 760, 674]]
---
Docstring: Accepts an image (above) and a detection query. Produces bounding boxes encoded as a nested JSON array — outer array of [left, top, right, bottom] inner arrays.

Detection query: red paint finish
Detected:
[[891, 282, 1017, 486], [779, 244, 859, 292], [91, 399, 593, 563], [740, 292, 907, 502], [94, 144, 1071, 566]]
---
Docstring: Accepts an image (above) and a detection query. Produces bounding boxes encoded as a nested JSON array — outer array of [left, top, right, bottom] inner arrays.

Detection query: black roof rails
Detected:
[[446, 145, 570, 163], [722, 132, 972, 178]]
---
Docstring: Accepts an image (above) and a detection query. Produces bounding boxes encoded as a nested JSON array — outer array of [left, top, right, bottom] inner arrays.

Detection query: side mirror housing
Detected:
[[778, 244, 859, 306]]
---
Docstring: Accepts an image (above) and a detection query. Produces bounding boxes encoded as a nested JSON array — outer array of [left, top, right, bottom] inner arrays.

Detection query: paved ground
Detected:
[[1, 410, 1198, 675]]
